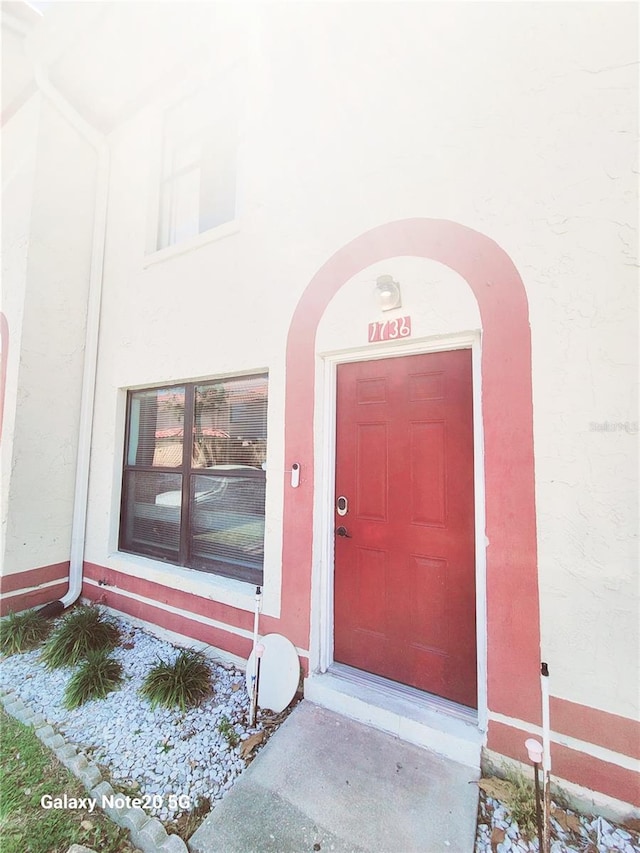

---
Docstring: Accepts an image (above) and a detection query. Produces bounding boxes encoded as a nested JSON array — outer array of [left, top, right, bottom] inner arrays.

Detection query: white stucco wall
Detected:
[[26, 3, 637, 719], [2, 98, 97, 575], [1, 95, 39, 569], [316, 258, 481, 355], [531, 211, 638, 716]]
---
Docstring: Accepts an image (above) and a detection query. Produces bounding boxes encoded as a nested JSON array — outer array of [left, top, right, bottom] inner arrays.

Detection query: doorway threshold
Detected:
[[304, 663, 483, 769]]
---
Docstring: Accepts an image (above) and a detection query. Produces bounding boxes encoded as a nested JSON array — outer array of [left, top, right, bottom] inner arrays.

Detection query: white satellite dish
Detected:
[[245, 633, 299, 714]]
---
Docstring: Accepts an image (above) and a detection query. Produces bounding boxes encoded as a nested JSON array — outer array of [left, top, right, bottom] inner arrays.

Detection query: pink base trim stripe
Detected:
[[488, 720, 640, 807], [0, 562, 70, 616], [551, 697, 640, 762], [82, 562, 306, 654], [82, 583, 253, 660], [0, 582, 69, 617], [0, 562, 69, 595], [84, 563, 254, 632]]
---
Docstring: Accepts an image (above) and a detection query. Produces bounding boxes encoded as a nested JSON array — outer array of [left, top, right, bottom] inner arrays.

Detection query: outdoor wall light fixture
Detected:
[[375, 275, 402, 311]]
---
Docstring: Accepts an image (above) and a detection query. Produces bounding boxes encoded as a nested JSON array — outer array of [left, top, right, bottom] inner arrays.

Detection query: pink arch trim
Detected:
[[280, 218, 541, 723]]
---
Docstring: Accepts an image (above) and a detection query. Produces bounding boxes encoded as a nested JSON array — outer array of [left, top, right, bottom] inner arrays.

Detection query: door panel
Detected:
[[410, 420, 445, 525], [356, 423, 388, 520], [334, 349, 477, 708]]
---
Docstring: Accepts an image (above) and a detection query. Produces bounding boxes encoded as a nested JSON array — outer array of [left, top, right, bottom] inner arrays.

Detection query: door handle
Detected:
[[336, 526, 351, 538]]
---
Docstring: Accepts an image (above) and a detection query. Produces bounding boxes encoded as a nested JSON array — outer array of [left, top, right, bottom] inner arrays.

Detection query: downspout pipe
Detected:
[[32, 66, 109, 616]]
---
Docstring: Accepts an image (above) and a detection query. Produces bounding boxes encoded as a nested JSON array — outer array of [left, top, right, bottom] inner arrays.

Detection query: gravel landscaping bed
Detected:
[[475, 790, 640, 852], [1, 611, 637, 853], [0, 615, 272, 829]]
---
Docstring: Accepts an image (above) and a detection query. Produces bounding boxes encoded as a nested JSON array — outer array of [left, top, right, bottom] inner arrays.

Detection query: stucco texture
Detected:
[[4, 3, 638, 728]]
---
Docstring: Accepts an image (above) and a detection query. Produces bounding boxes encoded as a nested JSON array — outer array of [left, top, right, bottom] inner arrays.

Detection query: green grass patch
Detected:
[[503, 766, 537, 839], [217, 714, 239, 748], [0, 610, 52, 657], [63, 650, 123, 709], [0, 708, 134, 853], [479, 767, 538, 839], [140, 649, 211, 711], [41, 606, 120, 669]]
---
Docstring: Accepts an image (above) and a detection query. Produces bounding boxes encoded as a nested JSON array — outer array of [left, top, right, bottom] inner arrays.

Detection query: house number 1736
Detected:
[[368, 316, 412, 343]]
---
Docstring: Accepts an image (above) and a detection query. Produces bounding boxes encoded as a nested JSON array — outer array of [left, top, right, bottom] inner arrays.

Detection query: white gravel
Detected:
[[0, 615, 258, 823], [475, 794, 640, 853], [2, 613, 638, 850]]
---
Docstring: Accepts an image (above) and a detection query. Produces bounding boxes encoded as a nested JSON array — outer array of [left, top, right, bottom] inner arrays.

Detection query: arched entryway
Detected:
[[280, 218, 541, 727]]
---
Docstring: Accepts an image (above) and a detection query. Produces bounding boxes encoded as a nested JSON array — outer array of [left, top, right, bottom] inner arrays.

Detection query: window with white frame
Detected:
[[157, 84, 238, 250], [120, 374, 267, 584]]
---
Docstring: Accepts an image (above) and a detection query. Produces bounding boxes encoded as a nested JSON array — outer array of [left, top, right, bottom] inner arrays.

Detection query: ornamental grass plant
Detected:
[[63, 649, 124, 709], [0, 609, 52, 656], [140, 649, 212, 711], [41, 605, 120, 669]]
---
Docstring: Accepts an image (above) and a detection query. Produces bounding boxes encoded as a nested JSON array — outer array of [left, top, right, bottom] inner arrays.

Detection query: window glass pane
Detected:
[[121, 375, 267, 583], [199, 126, 237, 231], [127, 387, 185, 467], [189, 471, 265, 577], [169, 168, 201, 245], [172, 136, 202, 172], [158, 84, 238, 250], [192, 375, 267, 468], [121, 471, 182, 558]]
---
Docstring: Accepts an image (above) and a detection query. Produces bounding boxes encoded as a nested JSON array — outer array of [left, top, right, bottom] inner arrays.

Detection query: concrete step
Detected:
[[189, 701, 479, 853], [305, 665, 483, 769]]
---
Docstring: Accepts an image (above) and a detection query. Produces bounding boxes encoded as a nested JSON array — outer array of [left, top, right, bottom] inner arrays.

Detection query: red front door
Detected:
[[334, 349, 477, 708]]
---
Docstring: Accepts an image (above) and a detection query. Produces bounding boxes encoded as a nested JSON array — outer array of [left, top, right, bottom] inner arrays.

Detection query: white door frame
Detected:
[[309, 330, 488, 731]]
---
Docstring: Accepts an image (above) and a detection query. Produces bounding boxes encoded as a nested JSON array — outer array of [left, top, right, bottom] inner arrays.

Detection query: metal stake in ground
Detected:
[[525, 737, 544, 853], [253, 642, 265, 725], [249, 586, 262, 727], [541, 662, 552, 853]]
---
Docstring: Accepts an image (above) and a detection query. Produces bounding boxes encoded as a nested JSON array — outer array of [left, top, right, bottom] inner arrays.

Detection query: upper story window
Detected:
[[157, 85, 238, 250], [120, 374, 267, 584]]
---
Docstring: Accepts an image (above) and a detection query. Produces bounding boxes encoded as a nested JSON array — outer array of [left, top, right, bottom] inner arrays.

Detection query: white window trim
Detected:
[[142, 63, 245, 266], [111, 373, 272, 601], [142, 218, 240, 268], [108, 385, 282, 618], [103, 551, 267, 615]]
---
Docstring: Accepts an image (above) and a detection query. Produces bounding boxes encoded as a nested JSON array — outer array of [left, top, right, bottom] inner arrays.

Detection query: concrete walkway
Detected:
[[189, 701, 479, 853]]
